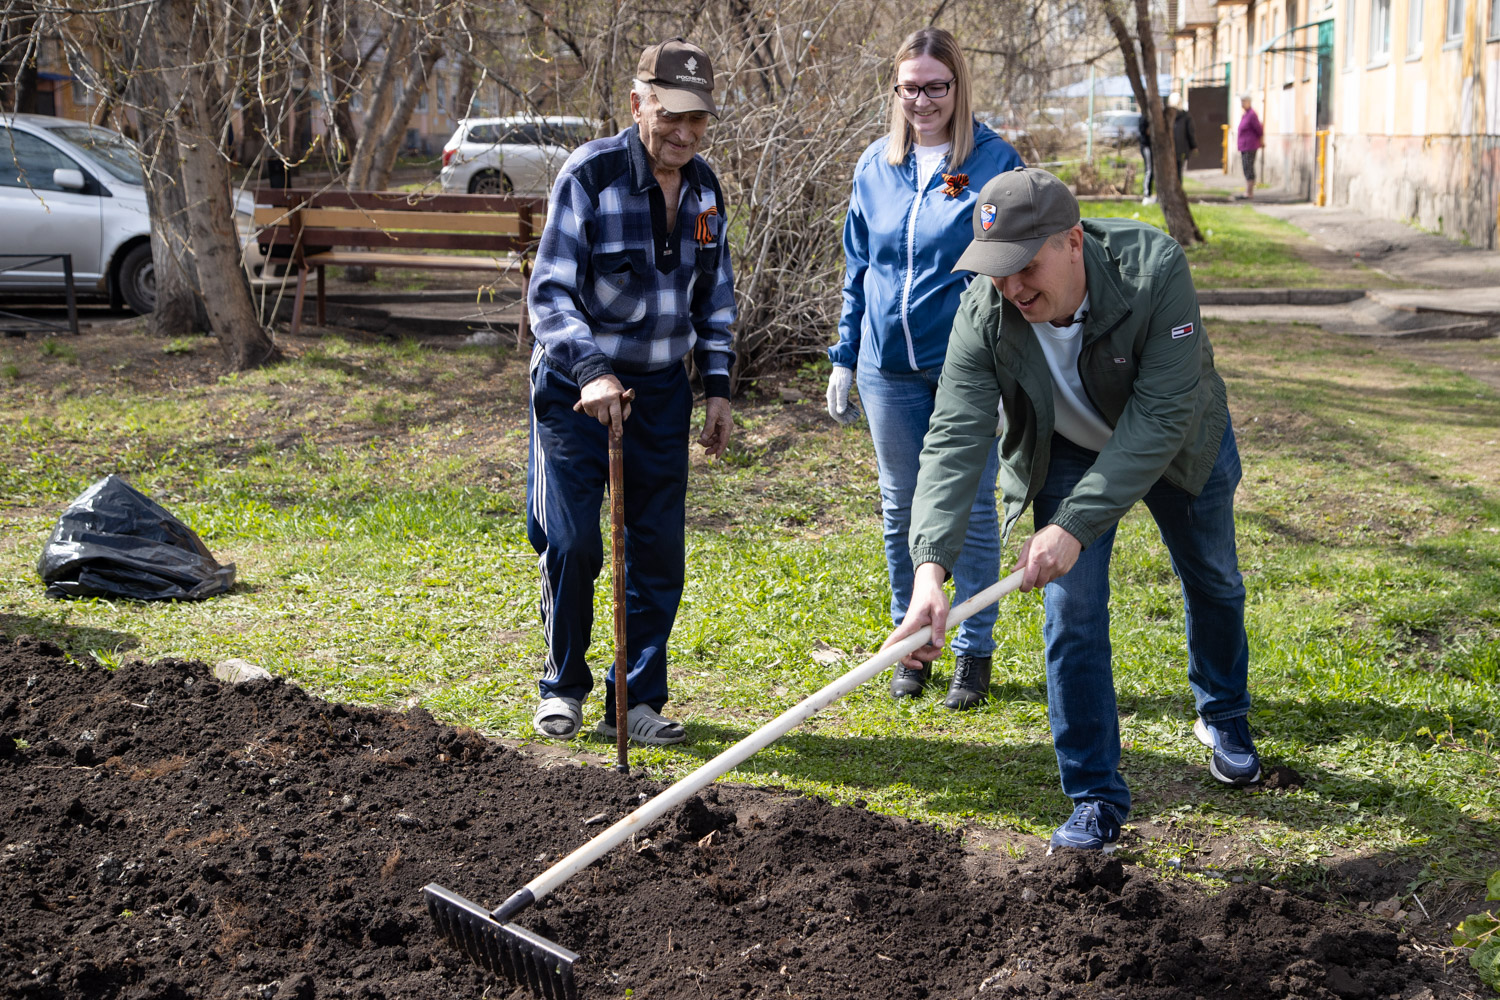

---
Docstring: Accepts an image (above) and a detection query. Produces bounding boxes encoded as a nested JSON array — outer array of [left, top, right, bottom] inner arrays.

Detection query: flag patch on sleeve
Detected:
[[1171, 322, 1195, 339]]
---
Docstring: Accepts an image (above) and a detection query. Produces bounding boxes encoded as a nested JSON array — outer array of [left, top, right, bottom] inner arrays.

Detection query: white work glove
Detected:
[[826, 366, 860, 425]]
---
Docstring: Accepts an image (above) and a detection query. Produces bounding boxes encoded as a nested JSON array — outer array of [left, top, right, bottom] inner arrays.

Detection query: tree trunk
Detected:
[[451, 50, 476, 119], [140, 123, 209, 337], [125, 10, 206, 336], [368, 42, 441, 191], [156, 0, 279, 369], [1105, 0, 1200, 245], [1132, 0, 1200, 244], [348, 21, 407, 190]]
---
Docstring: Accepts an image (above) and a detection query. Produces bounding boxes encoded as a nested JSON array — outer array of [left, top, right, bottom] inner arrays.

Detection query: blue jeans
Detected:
[[1034, 424, 1250, 820], [857, 362, 1002, 656], [526, 352, 692, 715]]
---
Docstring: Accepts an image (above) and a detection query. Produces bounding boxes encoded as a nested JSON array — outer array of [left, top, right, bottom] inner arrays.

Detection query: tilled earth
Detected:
[[0, 634, 1469, 999]]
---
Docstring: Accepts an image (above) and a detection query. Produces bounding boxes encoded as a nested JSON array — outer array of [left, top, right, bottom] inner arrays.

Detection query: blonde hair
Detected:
[[884, 28, 975, 169]]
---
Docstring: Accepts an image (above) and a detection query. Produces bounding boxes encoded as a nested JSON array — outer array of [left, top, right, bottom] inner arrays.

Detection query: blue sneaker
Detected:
[[1047, 801, 1122, 854], [1194, 715, 1262, 786]]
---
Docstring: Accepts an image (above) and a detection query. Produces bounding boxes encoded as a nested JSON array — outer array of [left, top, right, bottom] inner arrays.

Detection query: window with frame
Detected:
[[1345, 0, 1359, 65], [1062, 1, 1087, 35], [417, 88, 429, 113], [1369, 0, 1392, 58], [0, 128, 83, 191], [1491, 0, 1500, 37], [1446, 0, 1463, 38], [1256, 13, 1266, 83], [1242, 21, 1252, 89], [1272, 9, 1282, 81], [1287, 0, 1299, 82], [1408, 0, 1425, 54], [437, 78, 446, 113]]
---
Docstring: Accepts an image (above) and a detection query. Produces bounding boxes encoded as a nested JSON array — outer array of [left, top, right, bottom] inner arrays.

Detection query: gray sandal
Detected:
[[532, 697, 582, 739], [594, 704, 686, 746]]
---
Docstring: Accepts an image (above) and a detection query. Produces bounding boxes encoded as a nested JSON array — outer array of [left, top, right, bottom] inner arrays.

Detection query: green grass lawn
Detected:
[[1080, 198, 1368, 289], [2, 320, 1497, 909]]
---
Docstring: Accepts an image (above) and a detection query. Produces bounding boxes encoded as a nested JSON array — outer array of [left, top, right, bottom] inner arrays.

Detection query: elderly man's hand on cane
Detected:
[[575, 374, 634, 438]]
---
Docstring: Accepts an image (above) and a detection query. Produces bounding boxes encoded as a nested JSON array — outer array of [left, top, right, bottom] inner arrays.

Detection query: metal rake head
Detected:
[[424, 883, 581, 1000]]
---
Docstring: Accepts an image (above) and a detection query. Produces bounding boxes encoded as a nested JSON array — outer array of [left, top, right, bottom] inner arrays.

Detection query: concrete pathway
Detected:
[[1186, 168, 1500, 338]]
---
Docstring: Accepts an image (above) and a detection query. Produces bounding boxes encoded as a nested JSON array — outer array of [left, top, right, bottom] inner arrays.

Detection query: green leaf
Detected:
[[1470, 939, 1500, 990], [1487, 870, 1500, 902], [1453, 913, 1500, 949]]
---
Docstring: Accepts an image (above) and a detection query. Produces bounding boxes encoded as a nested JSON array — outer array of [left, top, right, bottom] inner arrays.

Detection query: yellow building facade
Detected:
[[1174, 0, 1499, 247]]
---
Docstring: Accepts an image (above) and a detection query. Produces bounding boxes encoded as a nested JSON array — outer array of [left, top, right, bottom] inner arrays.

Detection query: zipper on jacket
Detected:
[[898, 155, 943, 371], [1075, 309, 1131, 425]]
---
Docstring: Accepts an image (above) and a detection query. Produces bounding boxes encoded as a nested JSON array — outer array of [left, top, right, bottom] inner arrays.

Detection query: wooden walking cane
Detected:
[[608, 389, 635, 774]]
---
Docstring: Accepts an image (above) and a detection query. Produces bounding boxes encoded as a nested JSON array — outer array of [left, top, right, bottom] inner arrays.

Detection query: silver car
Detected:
[[0, 113, 262, 314], [438, 116, 599, 197]]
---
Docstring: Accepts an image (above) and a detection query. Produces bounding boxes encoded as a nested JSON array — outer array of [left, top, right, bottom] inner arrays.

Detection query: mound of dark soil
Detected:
[[0, 635, 1460, 999]]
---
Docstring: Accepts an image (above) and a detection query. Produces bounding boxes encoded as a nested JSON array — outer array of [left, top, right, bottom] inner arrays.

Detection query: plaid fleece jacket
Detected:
[[527, 125, 736, 398]]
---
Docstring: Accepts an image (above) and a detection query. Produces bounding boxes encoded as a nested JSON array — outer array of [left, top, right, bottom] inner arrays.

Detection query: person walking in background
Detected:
[[825, 27, 1023, 710], [1236, 94, 1263, 200], [1168, 93, 1197, 184], [1138, 107, 1155, 205], [526, 37, 735, 746]]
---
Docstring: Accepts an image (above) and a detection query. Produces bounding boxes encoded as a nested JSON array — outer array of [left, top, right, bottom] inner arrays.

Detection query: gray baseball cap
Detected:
[[637, 38, 718, 117], [952, 167, 1081, 277]]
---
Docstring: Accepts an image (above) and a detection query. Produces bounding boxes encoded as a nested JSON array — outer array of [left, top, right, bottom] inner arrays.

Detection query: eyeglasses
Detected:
[[893, 79, 954, 101]]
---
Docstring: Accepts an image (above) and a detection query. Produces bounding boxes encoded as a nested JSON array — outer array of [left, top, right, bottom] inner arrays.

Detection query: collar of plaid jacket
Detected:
[[626, 124, 707, 199]]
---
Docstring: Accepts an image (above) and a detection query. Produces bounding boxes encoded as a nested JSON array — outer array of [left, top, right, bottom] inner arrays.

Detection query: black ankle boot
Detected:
[[890, 664, 927, 698], [944, 654, 992, 710]]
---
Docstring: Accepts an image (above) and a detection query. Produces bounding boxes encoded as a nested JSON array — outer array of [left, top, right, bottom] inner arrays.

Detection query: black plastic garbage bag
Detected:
[[37, 474, 236, 601]]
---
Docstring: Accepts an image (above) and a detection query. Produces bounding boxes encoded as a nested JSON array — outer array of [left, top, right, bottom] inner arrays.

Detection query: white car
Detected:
[[0, 113, 263, 314], [1086, 110, 1144, 144], [438, 116, 599, 197]]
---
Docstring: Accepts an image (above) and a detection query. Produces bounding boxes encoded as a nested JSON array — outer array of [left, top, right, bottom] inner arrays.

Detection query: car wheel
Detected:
[[469, 171, 513, 195], [118, 243, 156, 314]]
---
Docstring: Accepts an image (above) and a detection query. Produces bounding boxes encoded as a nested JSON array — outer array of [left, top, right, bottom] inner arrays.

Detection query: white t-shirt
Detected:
[[1028, 293, 1113, 452], [914, 142, 950, 190]]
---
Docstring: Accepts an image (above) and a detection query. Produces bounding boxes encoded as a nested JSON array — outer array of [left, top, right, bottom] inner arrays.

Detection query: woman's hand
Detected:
[[826, 366, 860, 425]]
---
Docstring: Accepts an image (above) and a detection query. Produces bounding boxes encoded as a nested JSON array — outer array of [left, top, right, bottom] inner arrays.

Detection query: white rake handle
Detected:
[[519, 568, 1025, 906]]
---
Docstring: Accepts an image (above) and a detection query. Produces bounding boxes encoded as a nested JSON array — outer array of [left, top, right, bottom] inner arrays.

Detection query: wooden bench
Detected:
[[253, 189, 547, 337]]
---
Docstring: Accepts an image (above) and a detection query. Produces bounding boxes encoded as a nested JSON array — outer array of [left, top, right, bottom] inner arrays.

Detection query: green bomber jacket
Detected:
[[908, 217, 1229, 570]]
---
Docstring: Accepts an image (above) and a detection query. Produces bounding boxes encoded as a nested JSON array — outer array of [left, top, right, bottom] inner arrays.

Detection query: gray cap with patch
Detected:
[[952, 167, 1081, 277]]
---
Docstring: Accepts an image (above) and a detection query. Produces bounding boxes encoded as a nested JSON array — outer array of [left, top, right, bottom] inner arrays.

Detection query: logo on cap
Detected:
[[980, 204, 996, 231], [685, 56, 698, 74]]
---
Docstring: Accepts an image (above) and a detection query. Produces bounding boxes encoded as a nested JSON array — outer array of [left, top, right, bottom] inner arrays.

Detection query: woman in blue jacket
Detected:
[[827, 27, 1022, 709]]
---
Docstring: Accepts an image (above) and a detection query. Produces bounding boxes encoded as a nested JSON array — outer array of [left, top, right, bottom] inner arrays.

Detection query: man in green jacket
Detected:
[[887, 167, 1260, 854]]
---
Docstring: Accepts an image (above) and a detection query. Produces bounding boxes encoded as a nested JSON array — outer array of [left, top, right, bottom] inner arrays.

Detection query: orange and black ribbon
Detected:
[[941, 172, 969, 198], [695, 206, 719, 245]]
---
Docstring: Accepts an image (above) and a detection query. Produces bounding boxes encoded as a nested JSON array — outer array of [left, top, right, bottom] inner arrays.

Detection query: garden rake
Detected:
[[424, 569, 1025, 999]]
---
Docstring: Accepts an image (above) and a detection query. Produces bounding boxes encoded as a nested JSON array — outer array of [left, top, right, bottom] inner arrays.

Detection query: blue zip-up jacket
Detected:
[[830, 121, 1023, 373]]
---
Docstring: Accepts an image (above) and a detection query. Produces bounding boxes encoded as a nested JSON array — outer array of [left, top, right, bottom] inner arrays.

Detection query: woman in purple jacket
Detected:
[[826, 27, 1022, 709], [1236, 94, 1263, 200]]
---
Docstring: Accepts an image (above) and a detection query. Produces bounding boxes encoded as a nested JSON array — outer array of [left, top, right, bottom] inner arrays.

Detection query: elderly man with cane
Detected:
[[525, 37, 735, 747]]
